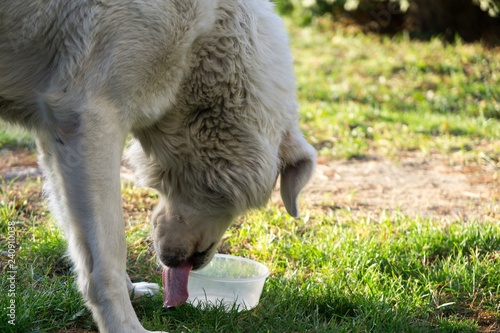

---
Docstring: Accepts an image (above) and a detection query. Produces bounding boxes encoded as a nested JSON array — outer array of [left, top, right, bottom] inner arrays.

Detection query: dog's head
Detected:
[[126, 0, 316, 271], [128, 126, 315, 270]]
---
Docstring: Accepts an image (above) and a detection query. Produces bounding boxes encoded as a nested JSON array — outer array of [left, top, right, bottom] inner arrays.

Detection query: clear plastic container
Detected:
[[187, 254, 270, 311]]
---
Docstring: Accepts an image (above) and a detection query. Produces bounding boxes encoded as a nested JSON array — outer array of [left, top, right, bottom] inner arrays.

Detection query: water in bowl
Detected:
[[187, 254, 269, 312]]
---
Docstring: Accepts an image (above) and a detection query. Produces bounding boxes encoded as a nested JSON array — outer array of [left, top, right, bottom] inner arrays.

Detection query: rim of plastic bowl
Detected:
[[189, 254, 270, 283]]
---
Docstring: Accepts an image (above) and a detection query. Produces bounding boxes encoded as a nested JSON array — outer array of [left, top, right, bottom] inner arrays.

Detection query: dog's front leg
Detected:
[[36, 108, 159, 333]]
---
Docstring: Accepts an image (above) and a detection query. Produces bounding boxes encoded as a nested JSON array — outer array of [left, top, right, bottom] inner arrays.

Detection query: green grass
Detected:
[[1, 187, 499, 332], [1, 19, 500, 333], [0, 124, 34, 150], [292, 21, 500, 161]]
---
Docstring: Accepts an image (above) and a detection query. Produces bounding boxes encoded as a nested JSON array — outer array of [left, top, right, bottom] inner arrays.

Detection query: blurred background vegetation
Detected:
[[275, 0, 500, 44]]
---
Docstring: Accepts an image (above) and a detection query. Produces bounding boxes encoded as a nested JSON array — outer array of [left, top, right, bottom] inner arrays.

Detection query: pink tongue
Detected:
[[162, 264, 193, 308]]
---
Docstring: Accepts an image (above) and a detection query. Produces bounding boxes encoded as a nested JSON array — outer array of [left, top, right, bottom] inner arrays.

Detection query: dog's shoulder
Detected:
[[0, 0, 219, 127]]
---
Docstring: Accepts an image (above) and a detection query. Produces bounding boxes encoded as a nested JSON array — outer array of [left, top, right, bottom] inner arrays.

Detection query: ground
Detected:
[[2, 147, 498, 223], [297, 151, 499, 222]]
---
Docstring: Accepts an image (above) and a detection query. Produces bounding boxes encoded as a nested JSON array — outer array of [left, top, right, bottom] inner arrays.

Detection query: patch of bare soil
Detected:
[[294, 153, 499, 222], [2, 148, 499, 221], [0, 148, 40, 179]]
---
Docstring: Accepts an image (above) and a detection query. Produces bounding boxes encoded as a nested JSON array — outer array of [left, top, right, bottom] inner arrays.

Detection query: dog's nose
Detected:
[[159, 251, 189, 268], [159, 242, 215, 269]]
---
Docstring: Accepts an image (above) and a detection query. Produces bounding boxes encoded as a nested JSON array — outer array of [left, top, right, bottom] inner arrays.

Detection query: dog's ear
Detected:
[[279, 129, 316, 217]]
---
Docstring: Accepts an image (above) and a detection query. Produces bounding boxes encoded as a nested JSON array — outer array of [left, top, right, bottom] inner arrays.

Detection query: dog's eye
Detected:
[[203, 185, 229, 206], [206, 187, 226, 200]]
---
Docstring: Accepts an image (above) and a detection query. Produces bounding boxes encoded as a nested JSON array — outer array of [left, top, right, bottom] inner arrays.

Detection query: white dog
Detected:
[[0, 0, 315, 332]]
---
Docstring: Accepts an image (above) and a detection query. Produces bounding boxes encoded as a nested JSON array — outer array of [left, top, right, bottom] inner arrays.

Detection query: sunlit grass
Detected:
[[0, 124, 34, 150], [1, 183, 499, 332], [291, 21, 500, 163]]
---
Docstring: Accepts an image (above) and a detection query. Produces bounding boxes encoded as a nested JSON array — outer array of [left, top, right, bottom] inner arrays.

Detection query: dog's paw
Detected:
[[129, 282, 160, 299]]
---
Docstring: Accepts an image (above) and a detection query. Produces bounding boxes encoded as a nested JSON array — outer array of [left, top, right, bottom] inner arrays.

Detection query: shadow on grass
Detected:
[[0, 267, 487, 333], [129, 276, 482, 333]]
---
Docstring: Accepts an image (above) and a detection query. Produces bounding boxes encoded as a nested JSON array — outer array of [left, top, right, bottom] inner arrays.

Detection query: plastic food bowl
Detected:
[[187, 254, 270, 311]]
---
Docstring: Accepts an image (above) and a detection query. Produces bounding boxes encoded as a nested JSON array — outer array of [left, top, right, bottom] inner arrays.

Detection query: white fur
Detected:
[[0, 1, 315, 332]]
